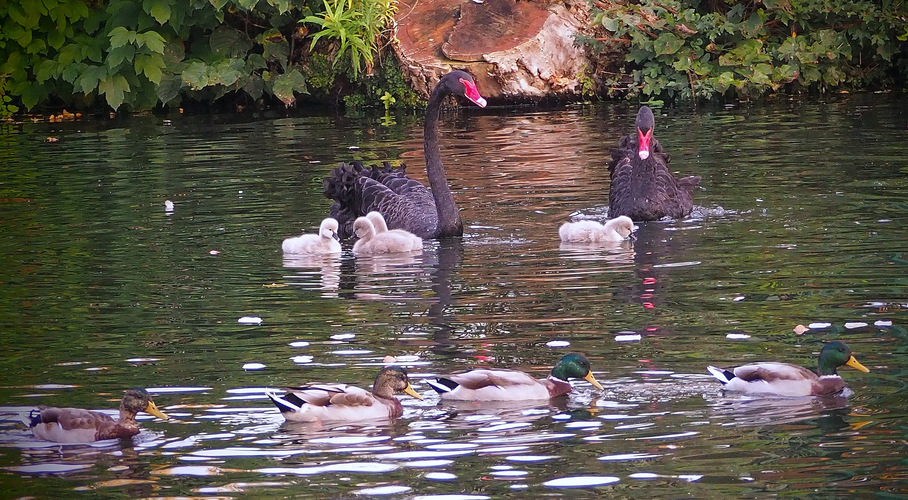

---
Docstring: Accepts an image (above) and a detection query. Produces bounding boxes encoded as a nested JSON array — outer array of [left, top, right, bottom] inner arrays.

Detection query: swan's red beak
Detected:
[[460, 78, 487, 108], [637, 128, 652, 160]]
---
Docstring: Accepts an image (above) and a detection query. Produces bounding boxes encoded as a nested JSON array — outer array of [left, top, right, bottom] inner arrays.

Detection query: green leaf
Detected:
[[18, 81, 46, 109], [774, 64, 799, 82], [653, 33, 684, 56], [211, 58, 244, 86], [246, 53, 267, 71], [35, 60, 58, 82], [717, 71, 736, 88], [271, 69, 307, 106], [74, 64, 107, 94], [146, 0, 173, 25], [155, 74, 183, 103], [106, 44, 136, 70], [109, 27, 136, 48], [135, 53, 166, 83], [752, 63, 772, 85], [48, 28, 66, 50], [7, 3, 30, 28], [742, 12, 763, 37], [135, 31, 166, 53], [98, 73, 130, 109], [61, 62, 87, 84], [210, 26, 253, 57], [26, 37, 47, 54], [57, 43, 82, 65], [243, 74, 264, 99], [270, 0, 294, 15], [154, 74, 182, 102], [263, 37, 289, 69], [181, 61, 210, 90], [601, 17, 620, 32]]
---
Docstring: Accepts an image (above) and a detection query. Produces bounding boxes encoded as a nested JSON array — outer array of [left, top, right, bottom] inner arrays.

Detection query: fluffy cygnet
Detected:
[[353, 217, 423, 255], [558, 215, 636, 243], [282, 218, 342, 254], [365, 211, 423, 251]]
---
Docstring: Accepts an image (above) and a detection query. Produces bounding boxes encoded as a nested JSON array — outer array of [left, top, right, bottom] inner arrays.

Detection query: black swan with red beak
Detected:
[[607, 106, 700, 221], [323, 71, 487, 239]]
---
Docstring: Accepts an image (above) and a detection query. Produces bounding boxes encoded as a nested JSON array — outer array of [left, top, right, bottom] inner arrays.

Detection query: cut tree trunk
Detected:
[[394, 0, 596, 102]]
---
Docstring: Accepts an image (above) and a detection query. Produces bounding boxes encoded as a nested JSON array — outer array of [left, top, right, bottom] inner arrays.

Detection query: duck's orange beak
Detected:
[[145, 400, 169, 420], [585, 371, 604, 390], [846, 356, 870, 373], [403, 383, 424, 400]]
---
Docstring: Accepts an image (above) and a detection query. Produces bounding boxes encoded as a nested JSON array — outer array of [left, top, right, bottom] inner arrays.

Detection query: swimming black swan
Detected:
[[323, 70, 487, 239], [607, 106, 700, 221]]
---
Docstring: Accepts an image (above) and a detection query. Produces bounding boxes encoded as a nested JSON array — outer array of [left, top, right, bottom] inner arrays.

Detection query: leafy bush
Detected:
[[302, 0, 396, 78], [0, 0, 401, 113], [584, 0, 908, 101]]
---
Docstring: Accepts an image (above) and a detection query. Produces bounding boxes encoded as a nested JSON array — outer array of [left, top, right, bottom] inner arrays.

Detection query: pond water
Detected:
[[1, 93, 907, 498]]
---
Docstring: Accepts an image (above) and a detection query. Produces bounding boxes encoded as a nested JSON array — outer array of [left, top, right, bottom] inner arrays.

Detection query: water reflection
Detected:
[[704, 391, 861, 435], [1, 96, 907, 498], [558, 239, 636, 264], [282, 254, 341, 295]]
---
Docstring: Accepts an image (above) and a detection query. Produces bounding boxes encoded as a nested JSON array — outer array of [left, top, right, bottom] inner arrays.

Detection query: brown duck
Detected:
[[30, 388, 168, 443]]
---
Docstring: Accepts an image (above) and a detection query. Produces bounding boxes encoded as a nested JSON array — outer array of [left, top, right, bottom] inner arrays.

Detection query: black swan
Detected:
[[607, 106, 700, 221], [323, 70, 487, 239]]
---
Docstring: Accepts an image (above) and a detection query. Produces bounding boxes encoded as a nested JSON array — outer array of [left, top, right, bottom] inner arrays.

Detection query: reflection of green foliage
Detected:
[[301, 0, 397, 78], [583, 0, 908, 101], [0, 74, 19, 119]]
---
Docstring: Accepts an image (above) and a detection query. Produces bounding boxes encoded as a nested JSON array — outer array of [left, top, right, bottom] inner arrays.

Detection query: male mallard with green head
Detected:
[[707, 341, 870, 397], [427, 353, 604, 401]]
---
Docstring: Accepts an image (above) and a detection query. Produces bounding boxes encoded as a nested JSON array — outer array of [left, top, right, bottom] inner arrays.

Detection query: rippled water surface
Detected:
[[1, 95, 907, 498]]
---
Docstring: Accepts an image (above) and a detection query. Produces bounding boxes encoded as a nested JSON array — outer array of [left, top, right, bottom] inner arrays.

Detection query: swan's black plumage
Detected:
[[324, 71, 487, 239], [607, 106, 700, 221]]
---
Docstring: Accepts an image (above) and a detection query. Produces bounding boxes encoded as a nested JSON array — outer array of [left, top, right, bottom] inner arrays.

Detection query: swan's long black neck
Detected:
[[424, 84, 463, 238]]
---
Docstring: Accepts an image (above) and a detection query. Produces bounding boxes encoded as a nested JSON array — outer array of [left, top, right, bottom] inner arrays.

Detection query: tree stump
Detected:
[[393, 0, 595, 101]]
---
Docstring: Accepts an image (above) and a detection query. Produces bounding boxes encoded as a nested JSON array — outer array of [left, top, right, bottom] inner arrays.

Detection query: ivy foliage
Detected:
[[0, 0, 402, 113], [585, 0, 908, 101]]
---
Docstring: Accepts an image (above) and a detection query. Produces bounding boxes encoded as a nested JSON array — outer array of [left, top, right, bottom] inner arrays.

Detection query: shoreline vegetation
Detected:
[[0, 0, 905, 120]]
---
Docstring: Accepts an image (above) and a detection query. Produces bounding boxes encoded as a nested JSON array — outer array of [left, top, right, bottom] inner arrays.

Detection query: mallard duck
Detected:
[[707, 341, 870, 397], [426, 353, 604, 401], [267, 366, 423, 422], [29, 388, 168, 443]]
